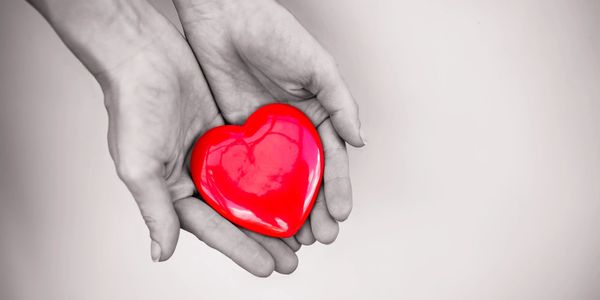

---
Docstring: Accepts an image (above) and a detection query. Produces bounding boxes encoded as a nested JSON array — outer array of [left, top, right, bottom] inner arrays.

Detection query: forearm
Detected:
[[26, 0, 166, 74]]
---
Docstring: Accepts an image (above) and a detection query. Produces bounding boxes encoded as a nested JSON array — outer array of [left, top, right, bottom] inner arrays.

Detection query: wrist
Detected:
[[30, 0, 171, 74], [173, 0, 274, 21]]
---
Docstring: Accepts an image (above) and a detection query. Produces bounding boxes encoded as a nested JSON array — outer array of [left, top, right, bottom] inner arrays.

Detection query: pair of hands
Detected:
[[31, 0, 364, 276]]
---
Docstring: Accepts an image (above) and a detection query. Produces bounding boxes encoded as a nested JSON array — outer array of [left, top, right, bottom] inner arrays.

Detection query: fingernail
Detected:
[[359, 127, 367, 146], [151, 240, 161, 262]]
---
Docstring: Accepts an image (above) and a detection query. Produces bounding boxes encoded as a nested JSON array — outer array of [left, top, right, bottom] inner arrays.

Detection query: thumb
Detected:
[[117, 163, 180, 262], [310, 60, 365, 147]]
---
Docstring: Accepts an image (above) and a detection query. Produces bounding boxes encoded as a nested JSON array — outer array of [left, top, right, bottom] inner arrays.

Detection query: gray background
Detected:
[[1, 0, 600, 299]]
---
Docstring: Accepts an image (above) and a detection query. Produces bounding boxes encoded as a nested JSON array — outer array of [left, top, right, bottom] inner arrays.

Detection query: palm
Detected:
[[102, 44, 220, 203]]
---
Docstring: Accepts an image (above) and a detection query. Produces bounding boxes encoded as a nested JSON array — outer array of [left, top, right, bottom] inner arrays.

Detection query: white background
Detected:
[[1, 0, 599, 299]]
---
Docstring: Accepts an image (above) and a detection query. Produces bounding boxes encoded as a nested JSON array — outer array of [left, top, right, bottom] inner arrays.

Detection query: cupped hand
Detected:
[[174, 0, 365, 244], [95, 4, 297, 276]]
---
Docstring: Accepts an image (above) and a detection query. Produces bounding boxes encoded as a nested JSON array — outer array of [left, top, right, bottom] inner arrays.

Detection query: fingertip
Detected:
[[251, 251, 276, 278], [325, 180, 352, 222], [314, 74, 364, 147], [148, 217, 180, 262], [122, 169, 180, 263], [295, 222, 316, 245], [243, 230, 299, 275], [297, 234, 315, 246], [316, 234, 338, 245], [327, 197, 352, 222], [331, 209, 352, 222], [145, 210, 180, 263], [276, 252, 299, 275], [359, 126, 367, 146], [317, 230, 338, 245], [151, 240, 161, 262], [311, 217, 339, 245], [330, 115, 365, 148]]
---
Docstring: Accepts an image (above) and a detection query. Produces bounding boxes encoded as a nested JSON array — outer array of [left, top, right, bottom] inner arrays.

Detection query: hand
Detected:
[[28, 0, 298, 276], [174, 0, 365, 244], [100, 6, 301, 276]]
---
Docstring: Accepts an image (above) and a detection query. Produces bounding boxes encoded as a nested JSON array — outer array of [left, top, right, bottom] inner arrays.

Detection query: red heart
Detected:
[[190, 104, 324, 237]]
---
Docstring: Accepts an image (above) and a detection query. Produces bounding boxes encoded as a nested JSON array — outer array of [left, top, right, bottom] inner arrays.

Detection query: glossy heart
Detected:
[[190, 104, 324, 237]]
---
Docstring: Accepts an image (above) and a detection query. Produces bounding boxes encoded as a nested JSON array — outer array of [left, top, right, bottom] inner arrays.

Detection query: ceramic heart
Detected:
[[190, 104, 324, 237]]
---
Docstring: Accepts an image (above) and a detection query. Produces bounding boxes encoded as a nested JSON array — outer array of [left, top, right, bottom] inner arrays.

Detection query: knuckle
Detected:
[[311, 53, 339, 86], [317, 53, 338, 73], [142, 214, 158, 228], [115, 159, 155, 186], [306, 102, 329, 126], [142, 213, 179, 239]]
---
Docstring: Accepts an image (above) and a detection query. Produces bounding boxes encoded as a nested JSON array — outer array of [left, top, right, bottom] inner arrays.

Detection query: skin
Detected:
[[26, 0, 364, 276], [173, 0, 365, 245], [27, 0, 300, 276]]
